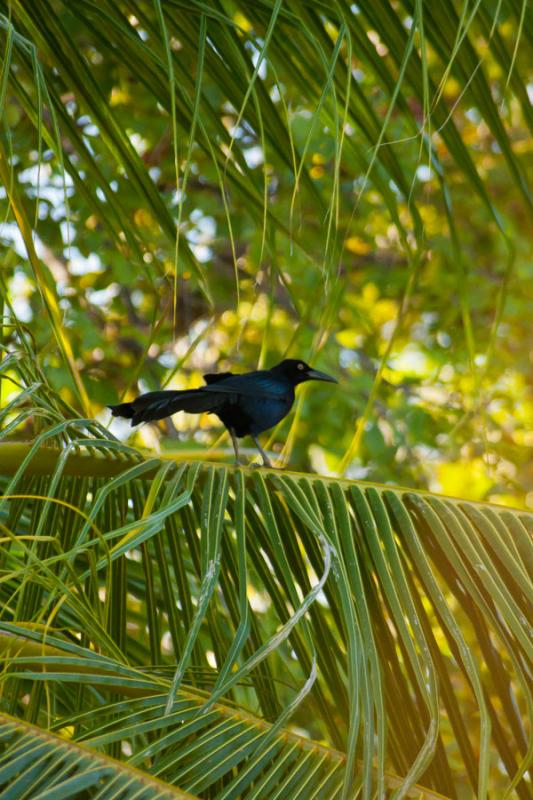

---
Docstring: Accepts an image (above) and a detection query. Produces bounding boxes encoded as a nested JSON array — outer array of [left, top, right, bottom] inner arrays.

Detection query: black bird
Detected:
[[108, 359, 337, 467]]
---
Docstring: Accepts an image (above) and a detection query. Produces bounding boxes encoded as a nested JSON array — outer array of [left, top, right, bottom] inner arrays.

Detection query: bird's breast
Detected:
[[219, 390, 294, 437], [248, 394, 293, 434]]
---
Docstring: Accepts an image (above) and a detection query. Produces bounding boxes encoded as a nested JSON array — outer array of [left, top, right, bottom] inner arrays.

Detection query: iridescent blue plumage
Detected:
[[108, 359, 337, 466]]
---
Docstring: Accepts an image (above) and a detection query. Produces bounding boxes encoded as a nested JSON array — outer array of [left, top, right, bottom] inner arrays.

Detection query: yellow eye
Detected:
[[298, 363, 305, 370]]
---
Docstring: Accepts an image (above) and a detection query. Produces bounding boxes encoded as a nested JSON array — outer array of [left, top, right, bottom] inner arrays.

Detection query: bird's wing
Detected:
[[201, 371, 287, 399], [203, 371, 234, 385]]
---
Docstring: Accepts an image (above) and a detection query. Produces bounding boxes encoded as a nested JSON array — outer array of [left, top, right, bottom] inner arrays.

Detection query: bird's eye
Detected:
[[297, 363, 305, 370]]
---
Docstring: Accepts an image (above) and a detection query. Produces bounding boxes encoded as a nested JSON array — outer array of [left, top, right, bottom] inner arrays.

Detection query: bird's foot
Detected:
[[251, 458, 274, 469]]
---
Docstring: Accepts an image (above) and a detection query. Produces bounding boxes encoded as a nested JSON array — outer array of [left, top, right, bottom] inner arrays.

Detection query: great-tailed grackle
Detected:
[[108, 359, 337, 467]]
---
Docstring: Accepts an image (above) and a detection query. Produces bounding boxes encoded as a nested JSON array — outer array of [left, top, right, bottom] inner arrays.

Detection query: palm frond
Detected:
[[0, 627, 452, 800], [0, 711, 198, 799], [0, 383, 531, 798]]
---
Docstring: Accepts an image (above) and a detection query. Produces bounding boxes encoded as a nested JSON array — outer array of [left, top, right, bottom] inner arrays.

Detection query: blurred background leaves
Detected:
[[0, 0, 532, 496]]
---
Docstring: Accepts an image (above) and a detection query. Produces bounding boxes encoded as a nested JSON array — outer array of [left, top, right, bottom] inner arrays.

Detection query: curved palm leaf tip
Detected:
[[109, 359, 337, 467]]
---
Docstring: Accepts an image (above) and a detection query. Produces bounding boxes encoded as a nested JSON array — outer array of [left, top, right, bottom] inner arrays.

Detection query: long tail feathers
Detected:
[[108, 389, 218, 426]]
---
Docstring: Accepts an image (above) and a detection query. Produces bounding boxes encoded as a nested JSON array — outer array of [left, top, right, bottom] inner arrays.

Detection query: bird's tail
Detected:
[[108, 389, 215, 426]]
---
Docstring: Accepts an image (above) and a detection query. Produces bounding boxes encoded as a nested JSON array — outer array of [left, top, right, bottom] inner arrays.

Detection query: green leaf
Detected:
[[0, 712, 198, 799]]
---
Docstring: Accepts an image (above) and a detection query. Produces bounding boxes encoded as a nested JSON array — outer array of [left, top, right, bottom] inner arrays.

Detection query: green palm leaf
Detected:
[[0, 381, 531, 797], [0, 630, 448, 800], [0, 711, 198, 799]]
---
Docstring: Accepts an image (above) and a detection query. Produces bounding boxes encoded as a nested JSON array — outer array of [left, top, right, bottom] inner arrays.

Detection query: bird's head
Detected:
[[271, 359, 338, 386]]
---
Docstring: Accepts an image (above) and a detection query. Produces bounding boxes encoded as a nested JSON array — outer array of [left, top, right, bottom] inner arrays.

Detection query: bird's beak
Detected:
[[306, 368, 338, 384]]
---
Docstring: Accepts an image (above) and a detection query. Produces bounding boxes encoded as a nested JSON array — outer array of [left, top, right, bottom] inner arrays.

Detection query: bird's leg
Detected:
[[229, 428, 246, 466], [252, 435, 273, 468]]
